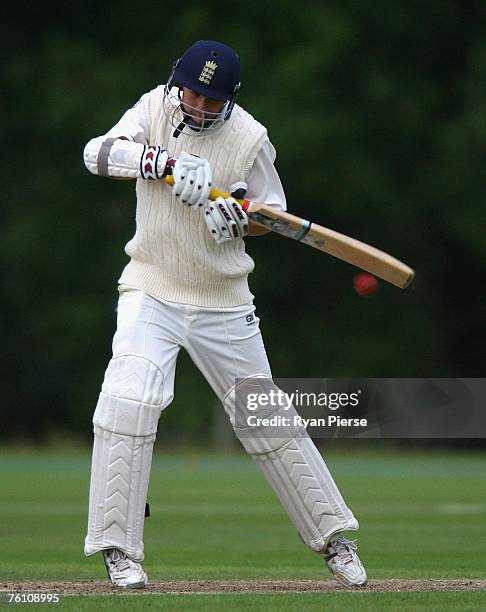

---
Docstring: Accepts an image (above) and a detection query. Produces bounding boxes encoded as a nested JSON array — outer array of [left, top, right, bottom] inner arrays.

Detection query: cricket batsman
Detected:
[[82, 40, 367, 588]]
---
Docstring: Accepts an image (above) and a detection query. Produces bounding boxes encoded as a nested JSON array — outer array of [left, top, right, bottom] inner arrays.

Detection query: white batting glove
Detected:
[[204, 196, 249, 243], [172, 152, 212, 207]]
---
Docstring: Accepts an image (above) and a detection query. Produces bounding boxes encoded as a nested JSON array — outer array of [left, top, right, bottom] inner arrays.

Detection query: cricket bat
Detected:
[[165, 175, 415, 289]]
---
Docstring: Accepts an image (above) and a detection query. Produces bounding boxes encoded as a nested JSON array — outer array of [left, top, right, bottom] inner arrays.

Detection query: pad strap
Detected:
[[97, 137, 118, 177]]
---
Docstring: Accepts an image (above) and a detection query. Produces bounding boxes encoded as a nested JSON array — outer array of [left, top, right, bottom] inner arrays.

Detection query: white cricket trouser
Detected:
[[85, 287, 358, 562], [113, 286, 273, 400]]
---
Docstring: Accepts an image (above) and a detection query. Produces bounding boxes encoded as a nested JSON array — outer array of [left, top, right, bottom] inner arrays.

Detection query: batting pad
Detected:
[[247, 436, 358, 552], [224, 379, 359, 552], [84, 354, 165, 562]]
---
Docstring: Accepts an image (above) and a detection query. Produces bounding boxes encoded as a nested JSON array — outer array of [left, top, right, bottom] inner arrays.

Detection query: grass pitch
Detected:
[[0, 447, 485, 610]]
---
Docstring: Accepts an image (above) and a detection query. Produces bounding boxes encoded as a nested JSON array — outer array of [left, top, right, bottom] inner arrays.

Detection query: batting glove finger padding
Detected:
[[205, 196, 249, 243], [173, 152, 212, 207]]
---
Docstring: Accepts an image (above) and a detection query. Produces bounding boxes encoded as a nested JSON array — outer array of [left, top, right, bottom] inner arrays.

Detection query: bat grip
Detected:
[[164, 162, 250, 211]]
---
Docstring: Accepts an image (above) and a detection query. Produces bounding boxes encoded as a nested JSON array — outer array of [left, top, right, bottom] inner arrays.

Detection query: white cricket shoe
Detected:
[[324, 533, 368, 587], [102, 548, 148, 588]]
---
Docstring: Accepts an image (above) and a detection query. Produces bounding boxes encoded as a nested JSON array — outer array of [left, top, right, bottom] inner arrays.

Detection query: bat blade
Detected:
[[245, 201, 415, 289], [164, 173, 415, 288]]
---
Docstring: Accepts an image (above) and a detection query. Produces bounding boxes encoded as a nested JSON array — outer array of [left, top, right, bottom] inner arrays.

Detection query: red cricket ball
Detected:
[[353, 273, 379, 296]]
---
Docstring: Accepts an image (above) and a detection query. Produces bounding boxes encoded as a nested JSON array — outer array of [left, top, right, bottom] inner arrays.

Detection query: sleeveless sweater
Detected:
[[118, 85, 268, 307]]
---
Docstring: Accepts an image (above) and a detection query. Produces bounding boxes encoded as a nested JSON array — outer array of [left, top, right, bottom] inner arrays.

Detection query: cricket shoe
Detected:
[[103, 548, 148, 588], [324, 533, 367, 587]]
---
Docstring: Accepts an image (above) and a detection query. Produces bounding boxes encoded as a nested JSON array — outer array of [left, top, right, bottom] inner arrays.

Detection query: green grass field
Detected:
[[1, 447, 485, 610]]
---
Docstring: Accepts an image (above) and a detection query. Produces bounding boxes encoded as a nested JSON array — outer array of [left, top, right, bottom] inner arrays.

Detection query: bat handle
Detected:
[[164, 170, 251, 211]]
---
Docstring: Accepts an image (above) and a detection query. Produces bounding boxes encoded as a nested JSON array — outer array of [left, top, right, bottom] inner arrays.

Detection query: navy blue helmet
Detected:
[[173, 40, 240, 101], [164, 40, 241, 136]]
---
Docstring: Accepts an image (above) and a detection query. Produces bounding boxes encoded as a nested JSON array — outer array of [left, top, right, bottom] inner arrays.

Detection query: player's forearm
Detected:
[[83, 136, 168, 180], [247, 220, 271, 236]]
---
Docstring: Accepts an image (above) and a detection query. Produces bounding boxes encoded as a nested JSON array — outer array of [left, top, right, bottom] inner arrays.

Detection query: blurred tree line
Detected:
[[1, 0, 485, 443]]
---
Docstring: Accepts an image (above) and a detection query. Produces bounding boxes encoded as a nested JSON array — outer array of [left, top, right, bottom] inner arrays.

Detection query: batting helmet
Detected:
[[173, 40, 240, 101], [164, 40, 241, 136]]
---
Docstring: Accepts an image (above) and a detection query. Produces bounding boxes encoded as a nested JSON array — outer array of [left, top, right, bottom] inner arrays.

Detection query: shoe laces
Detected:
[[106, 549, 131, 573], [326, 535, 358, 564]]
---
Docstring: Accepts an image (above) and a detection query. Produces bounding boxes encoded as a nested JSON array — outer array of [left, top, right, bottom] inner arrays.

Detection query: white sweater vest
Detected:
[[118, 85, 268, 307]]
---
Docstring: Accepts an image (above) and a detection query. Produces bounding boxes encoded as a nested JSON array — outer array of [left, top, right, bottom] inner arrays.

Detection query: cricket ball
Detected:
[[353, 273, 379, 296]]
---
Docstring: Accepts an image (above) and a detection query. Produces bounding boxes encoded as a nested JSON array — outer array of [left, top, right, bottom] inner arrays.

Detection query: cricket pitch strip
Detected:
[[1, 579, 485, 595]]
